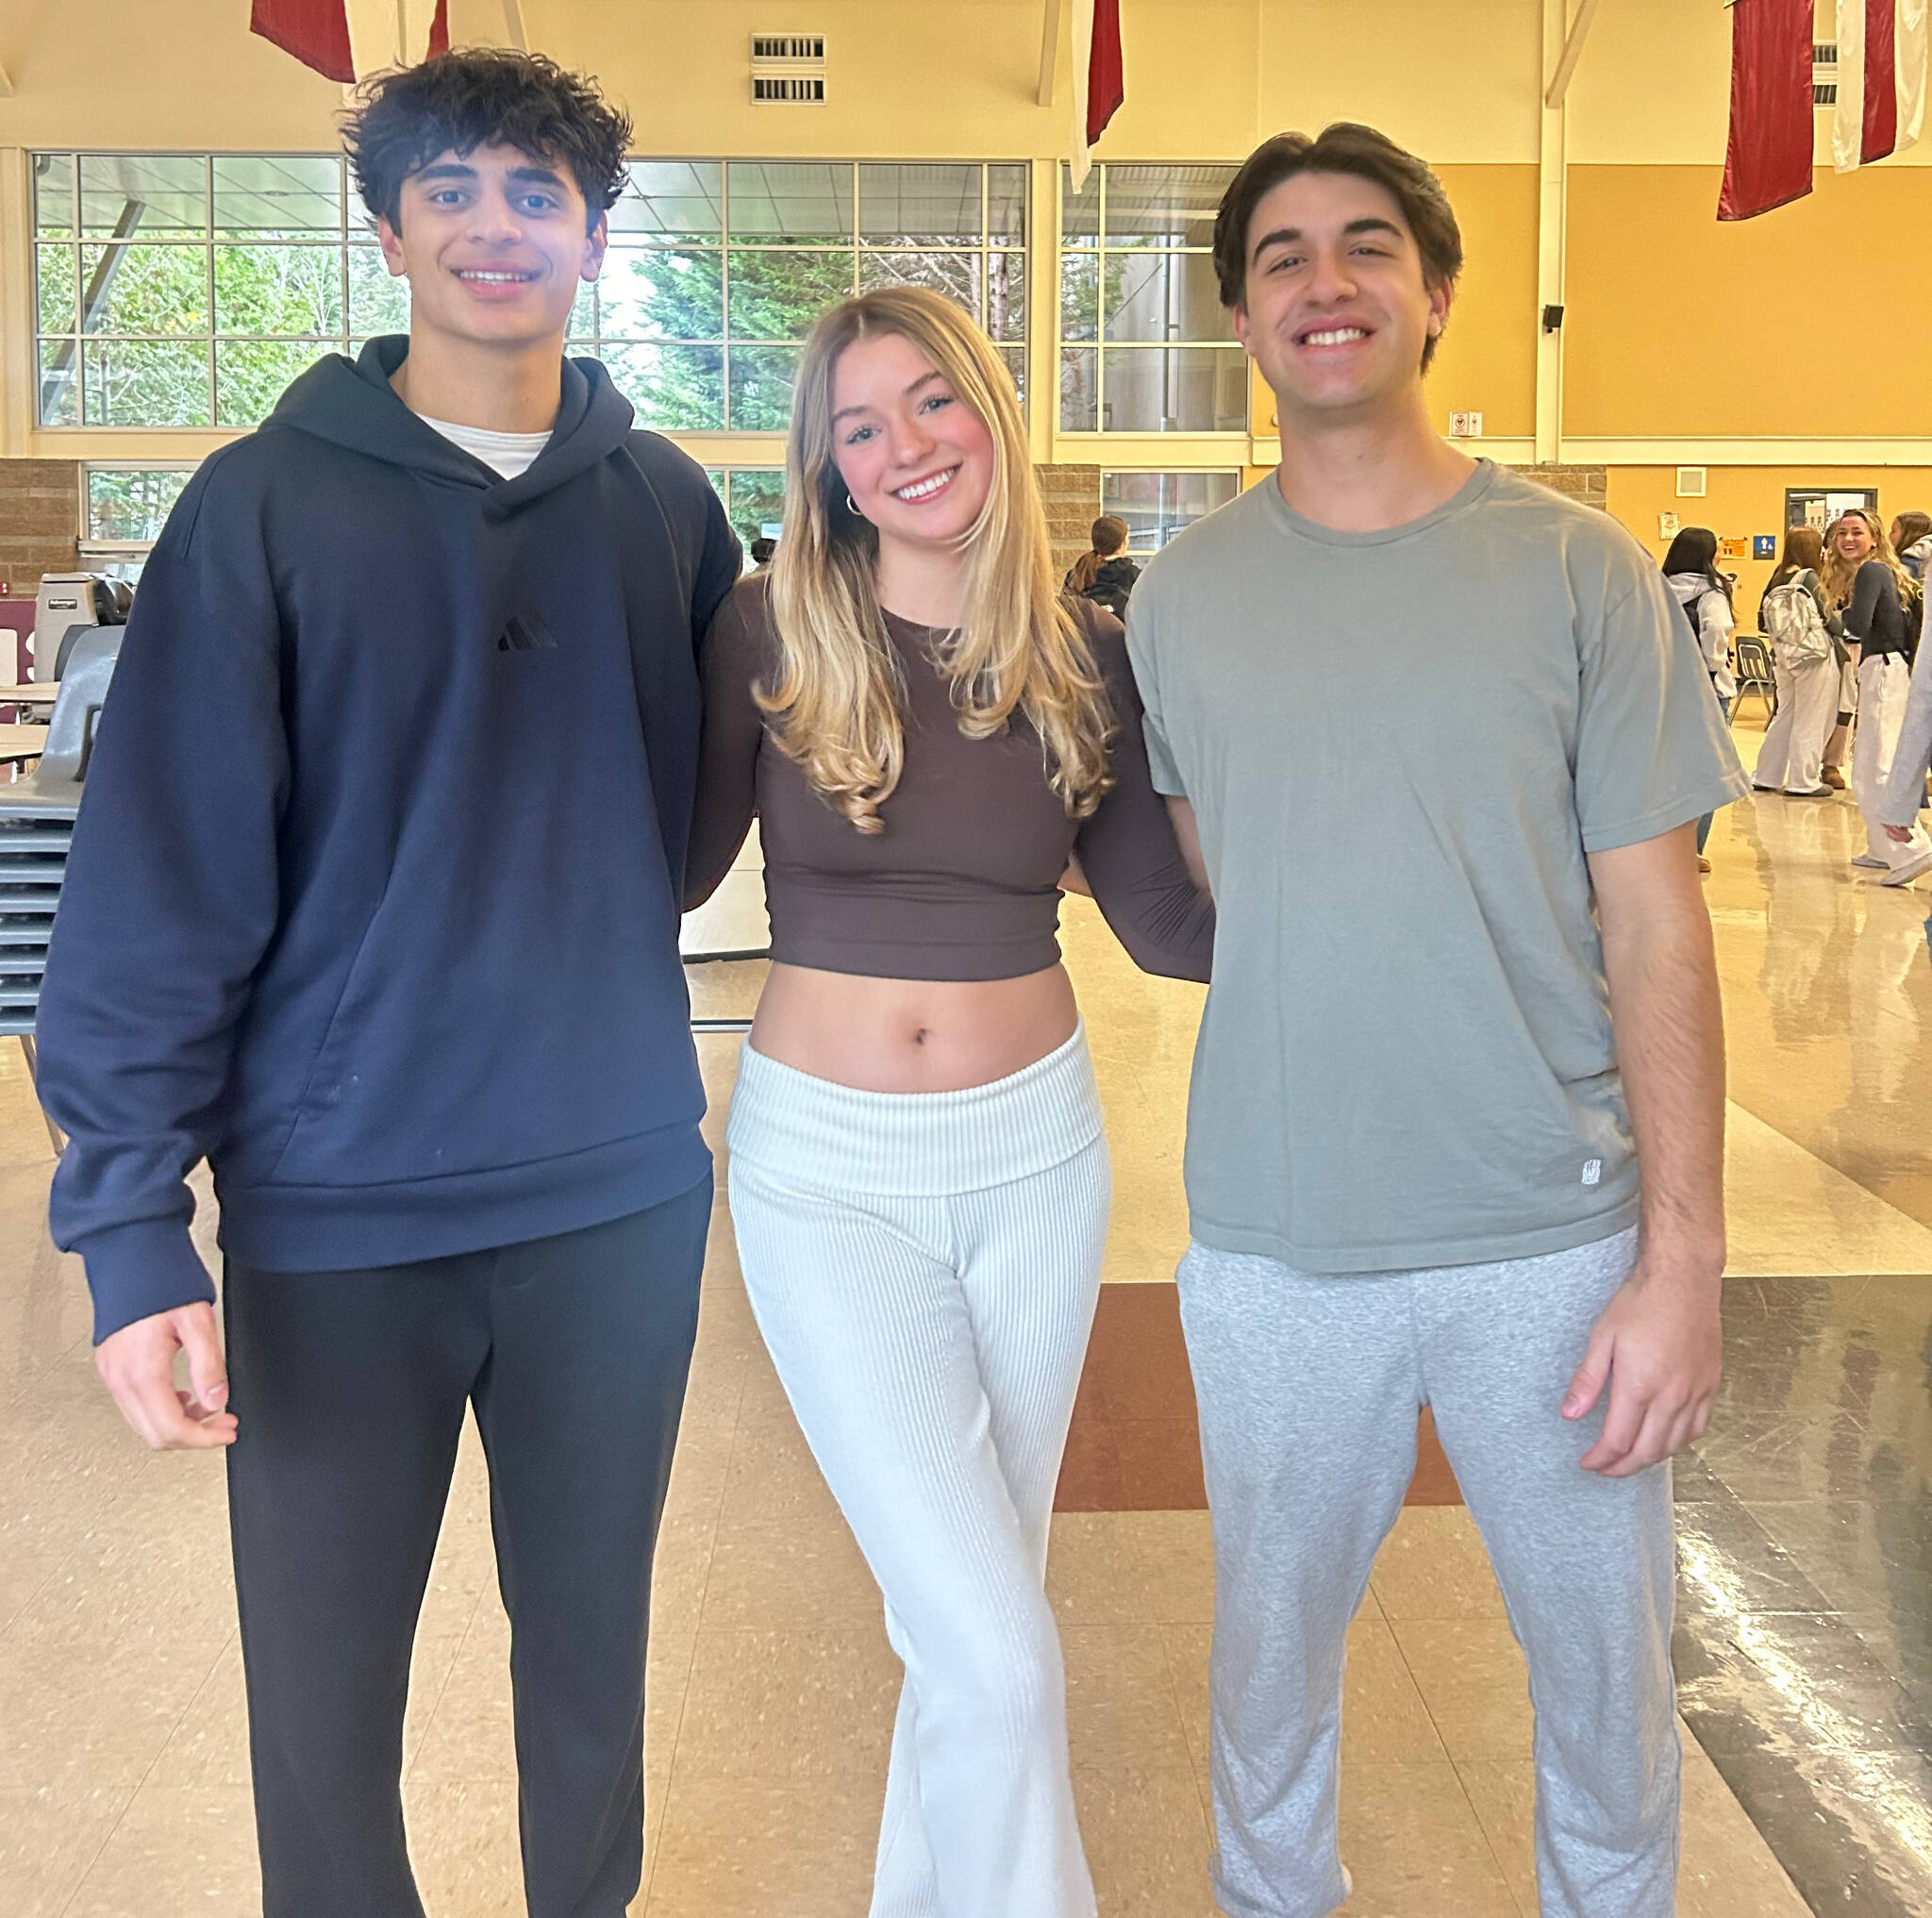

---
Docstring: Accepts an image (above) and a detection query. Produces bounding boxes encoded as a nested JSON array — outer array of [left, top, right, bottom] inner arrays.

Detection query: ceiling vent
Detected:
[[1814, 42, 1838, 107], [752, 33, 825, 103], [1676, 466, 1708, 499]]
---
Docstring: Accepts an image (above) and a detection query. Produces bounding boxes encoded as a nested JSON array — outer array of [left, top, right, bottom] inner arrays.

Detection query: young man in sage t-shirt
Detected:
[[1127, 126, 1746, 1918]]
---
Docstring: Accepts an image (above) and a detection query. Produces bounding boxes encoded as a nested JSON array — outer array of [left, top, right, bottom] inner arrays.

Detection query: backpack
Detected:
[[1760, 573, 1834, 668]]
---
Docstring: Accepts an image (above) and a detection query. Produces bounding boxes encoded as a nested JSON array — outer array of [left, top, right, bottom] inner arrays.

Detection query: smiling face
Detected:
[[377, 142, 605, 352], [1835, 515, 1874, 564], [827, 330, 995, 551], [1231, 169, 1449, 424]]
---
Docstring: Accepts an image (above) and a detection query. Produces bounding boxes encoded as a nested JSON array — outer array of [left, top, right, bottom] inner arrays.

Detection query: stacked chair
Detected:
[[0, 628, 125, 1150]]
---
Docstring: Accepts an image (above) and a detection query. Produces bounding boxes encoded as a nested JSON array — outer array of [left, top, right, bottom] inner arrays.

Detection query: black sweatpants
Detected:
[[222, 1177, 712, 1918]]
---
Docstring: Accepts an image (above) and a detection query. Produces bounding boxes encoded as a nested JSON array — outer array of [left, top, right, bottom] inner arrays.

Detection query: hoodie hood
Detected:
[[1665, 573, 1707, 605], [258, 335, 637, 519], [1093, 555, 1141, 588]]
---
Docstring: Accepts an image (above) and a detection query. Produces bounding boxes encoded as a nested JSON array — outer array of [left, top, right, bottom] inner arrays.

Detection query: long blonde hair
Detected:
[[1821, 509, 1916, 609], [762, 287, 1113, 835]]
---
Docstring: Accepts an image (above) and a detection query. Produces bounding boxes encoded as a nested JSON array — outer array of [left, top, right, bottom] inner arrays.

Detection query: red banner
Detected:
[[1719, 0, 1815, 220], [1864, 0, 1901, 161], [249, 0, 450, 85], [1087, 0, 1124, 148]]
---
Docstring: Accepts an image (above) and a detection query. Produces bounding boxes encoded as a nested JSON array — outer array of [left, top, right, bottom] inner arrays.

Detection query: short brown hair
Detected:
[[1211, 123, 1464, 370]]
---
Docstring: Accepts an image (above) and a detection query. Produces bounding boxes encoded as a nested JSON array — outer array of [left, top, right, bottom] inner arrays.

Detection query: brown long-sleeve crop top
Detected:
[[685, 574, 1214, 983]]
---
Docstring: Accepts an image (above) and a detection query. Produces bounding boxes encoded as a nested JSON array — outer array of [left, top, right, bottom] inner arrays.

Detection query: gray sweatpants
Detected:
[[1176, 1227, 1678, 1918]]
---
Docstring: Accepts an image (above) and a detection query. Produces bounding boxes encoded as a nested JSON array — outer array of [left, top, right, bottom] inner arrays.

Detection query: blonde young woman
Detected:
[[684, 287, 1213, 1918], [1822, 509, 1932, 884]]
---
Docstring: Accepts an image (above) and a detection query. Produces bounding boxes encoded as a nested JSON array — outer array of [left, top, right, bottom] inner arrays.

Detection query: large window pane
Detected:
[[36, 246, 77, 335], [214, 245, 344, 336], [80, 243, 209, 334], [1103, 164, 1235, 248], [1102, 470, 1240, 552], [603, 342, 725, 430], [727, 162, 853, 242], [986, 254, 1026, 343], [81, 155, 208, 239], [83, 338, 212, 425], [1060, 347, 1098, 431], [37, 348, 79, 427], [1060, 165, 1100, 245], [1060, 251, 1099, 343], [218, 340, 335, 425], [999, 344, 1028, 411], [33, 154, 75, 236], [727, 250, 853, 341], [347, 246, 409, 335], [87, 467, 194, 542], [214, 156, 342, 239], [859, 163, 982, 245], [569, 277, 597, 340], [728, 345, 804, 430], [1101, 346, 1248, 432], [858, 252, 980, 319], [1103, 250, 1234, 342], [724, 469, 788, 547], [615, 161, 724, 239], [989, 164, 1027, 244], [598, 247, 724, 340]]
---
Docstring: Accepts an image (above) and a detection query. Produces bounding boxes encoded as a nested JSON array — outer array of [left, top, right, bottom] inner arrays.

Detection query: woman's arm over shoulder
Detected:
[[1800, 570, 1846, 638], [1069, 602, 1215, 983], [685, 574, 771, 909]]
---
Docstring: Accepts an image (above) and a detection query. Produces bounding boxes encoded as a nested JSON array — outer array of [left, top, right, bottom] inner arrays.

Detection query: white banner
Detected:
[[1897, 0, 1928, 153], [1836, 0, 1869, 172], [344, 0, 441, 80]]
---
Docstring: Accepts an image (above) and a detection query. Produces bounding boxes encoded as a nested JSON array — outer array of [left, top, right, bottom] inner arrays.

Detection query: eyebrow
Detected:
[[410, 161, 570, 190], [1249, 215, 1405, 262], [829, 369, 945, 425]]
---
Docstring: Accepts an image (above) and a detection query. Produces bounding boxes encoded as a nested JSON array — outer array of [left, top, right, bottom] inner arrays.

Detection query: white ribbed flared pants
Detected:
[[1854, 654, 1932, 868], [725, 1026, 1109, 1918], [1753, 653, 1838, 792]]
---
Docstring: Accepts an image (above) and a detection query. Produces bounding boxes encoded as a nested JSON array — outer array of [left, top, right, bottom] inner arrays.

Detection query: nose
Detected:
[[1306, 242, 1358, 307], [469, 186, 525, 245], [887, 409, 938, 468]]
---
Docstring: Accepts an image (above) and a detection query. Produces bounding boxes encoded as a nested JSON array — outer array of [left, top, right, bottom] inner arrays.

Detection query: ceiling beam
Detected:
[[1542, 0, 1604, 108], [501, 0, 526, 49], [1037, 0, 1065, 107]]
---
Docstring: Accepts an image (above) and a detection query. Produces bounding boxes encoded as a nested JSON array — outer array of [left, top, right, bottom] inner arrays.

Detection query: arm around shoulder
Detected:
[[684, 579, 769, 909]]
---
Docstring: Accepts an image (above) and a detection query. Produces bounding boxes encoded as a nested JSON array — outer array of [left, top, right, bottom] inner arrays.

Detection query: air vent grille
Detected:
[[753, 33, 824, 59], [1814, 42, 1838, 107], [1676, 466, 1708, 500], [751, 30, 826, 104], [753, 75, 824, 102]]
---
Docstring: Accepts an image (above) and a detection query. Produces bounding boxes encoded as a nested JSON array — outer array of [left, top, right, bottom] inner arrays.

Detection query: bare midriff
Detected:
[[749, 960, 1080, 1093]]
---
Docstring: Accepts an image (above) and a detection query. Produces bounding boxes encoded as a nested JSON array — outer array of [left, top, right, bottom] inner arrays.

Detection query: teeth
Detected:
[[1304, 327, 1367, 346], [459, 270, 532, 283], [893, 469, 957, 501]]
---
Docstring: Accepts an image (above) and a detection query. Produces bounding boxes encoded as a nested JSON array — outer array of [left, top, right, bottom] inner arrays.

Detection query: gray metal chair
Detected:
[[1732, 637, 1777, 724], [0, 627, 125, 1149]]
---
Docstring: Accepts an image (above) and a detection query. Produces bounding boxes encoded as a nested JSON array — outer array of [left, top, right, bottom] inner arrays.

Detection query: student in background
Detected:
[[1663, 526, 1739, 872], [748, 535, 776, 571], [1822, 509, 1932, 885], [1752, 525, 1842, 799], [1064, 513, 1141, 618], [1890, 509, 1932, 585]]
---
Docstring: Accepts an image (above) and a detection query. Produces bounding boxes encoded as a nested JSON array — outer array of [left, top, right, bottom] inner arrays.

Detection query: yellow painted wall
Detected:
[[1567, 165, 1932, 442], [1607, 467, 1932, 618]]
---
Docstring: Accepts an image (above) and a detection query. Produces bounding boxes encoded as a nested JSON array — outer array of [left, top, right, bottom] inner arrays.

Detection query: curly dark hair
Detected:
[[341, 48, 631, 234], [1211, 124, 1463, 371]]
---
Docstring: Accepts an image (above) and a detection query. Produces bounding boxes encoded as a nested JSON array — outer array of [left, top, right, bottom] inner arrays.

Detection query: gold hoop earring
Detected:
[[846, 494, 866, 518]]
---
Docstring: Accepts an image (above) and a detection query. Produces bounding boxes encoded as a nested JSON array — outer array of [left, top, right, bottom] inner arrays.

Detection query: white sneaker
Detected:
[[1851, 854, 1890, 870], [1882, 849, 1932, 888]]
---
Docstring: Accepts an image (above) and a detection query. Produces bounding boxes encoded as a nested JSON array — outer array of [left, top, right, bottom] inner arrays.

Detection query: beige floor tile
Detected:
[[1046, 1510, 1153, 1626], [63, 1782, 262, 1917], [1074, 1761, 1220, 1917], [1336, 1761, 1521, 1917], [1369, 1505, 1507, 1622], [1388, 1617, 1532, 1763], [644, 1773, 879, 1917], [1677, 1729, 1812, 1917], [1451, 1758, 1539, 1911], [0, 1782, 134, 1918], [1119, 1508, 1218, 1625], [699, 1513, 879, 1630], [1162, 1622, 1215, 1775], [673, 1341, 747, 1433], [409, 1613, 520, 1785], [671, 1627, 898, 1782], [660, 1419, 733, 1532], [403, 1778, 528, 1917], [715, 1406, 841, 1530], [1063, 1623, 1194, 1770]]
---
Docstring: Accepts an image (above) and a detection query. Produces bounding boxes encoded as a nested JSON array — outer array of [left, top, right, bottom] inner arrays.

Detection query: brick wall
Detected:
[[0, 460, 81, 597], [1036, 463, 1103, 584], [1520, 462, 1607, 511]]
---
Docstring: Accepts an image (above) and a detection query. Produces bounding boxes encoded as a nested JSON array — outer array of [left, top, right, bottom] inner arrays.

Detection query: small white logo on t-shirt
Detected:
[[1581, 1159, 1603, 1187]]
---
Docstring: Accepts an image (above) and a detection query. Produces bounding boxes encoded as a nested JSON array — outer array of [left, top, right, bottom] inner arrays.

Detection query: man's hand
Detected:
[[1560, 1257, 1721, 1476], [1885, 823, 1916, 843], [95, 1303, 237, 1450]]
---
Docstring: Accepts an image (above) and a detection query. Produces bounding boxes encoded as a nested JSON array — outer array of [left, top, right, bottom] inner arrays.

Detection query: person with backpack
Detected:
[[1823, 509, 1932, 885], [1752, 525, 1842, 798], [1064, 514, 1141, 618], [1662, 526, 1738, 871]]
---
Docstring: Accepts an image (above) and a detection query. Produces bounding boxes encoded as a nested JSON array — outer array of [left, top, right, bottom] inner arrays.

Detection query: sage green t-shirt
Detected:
[[1125, 460, 1748, 1275]]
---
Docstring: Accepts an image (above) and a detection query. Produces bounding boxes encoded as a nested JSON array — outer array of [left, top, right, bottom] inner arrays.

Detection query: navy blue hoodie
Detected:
[[38, 339, 742, 1342]]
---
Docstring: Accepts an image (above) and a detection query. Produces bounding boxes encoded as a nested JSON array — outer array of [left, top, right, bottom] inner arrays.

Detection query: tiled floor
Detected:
[[3, 712, 1930, 1913]]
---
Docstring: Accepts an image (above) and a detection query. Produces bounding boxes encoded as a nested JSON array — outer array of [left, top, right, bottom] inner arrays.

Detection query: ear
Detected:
[[582, 208, 609, 282], [1424, 275, 1453, 339], [375, 212, 408, 280], [1230, 298, 1254, 354]]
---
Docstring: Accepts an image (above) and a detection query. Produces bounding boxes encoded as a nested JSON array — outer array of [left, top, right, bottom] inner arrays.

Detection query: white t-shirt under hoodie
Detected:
[[416, 413, 553, 479]]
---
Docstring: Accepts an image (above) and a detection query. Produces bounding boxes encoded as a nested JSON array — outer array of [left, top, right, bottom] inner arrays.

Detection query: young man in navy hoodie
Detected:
[[36, 52, 740, 1917]]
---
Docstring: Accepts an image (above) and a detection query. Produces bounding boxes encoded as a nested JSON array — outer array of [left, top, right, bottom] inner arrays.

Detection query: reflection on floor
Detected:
[[1, 711, 1928, 1913]]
